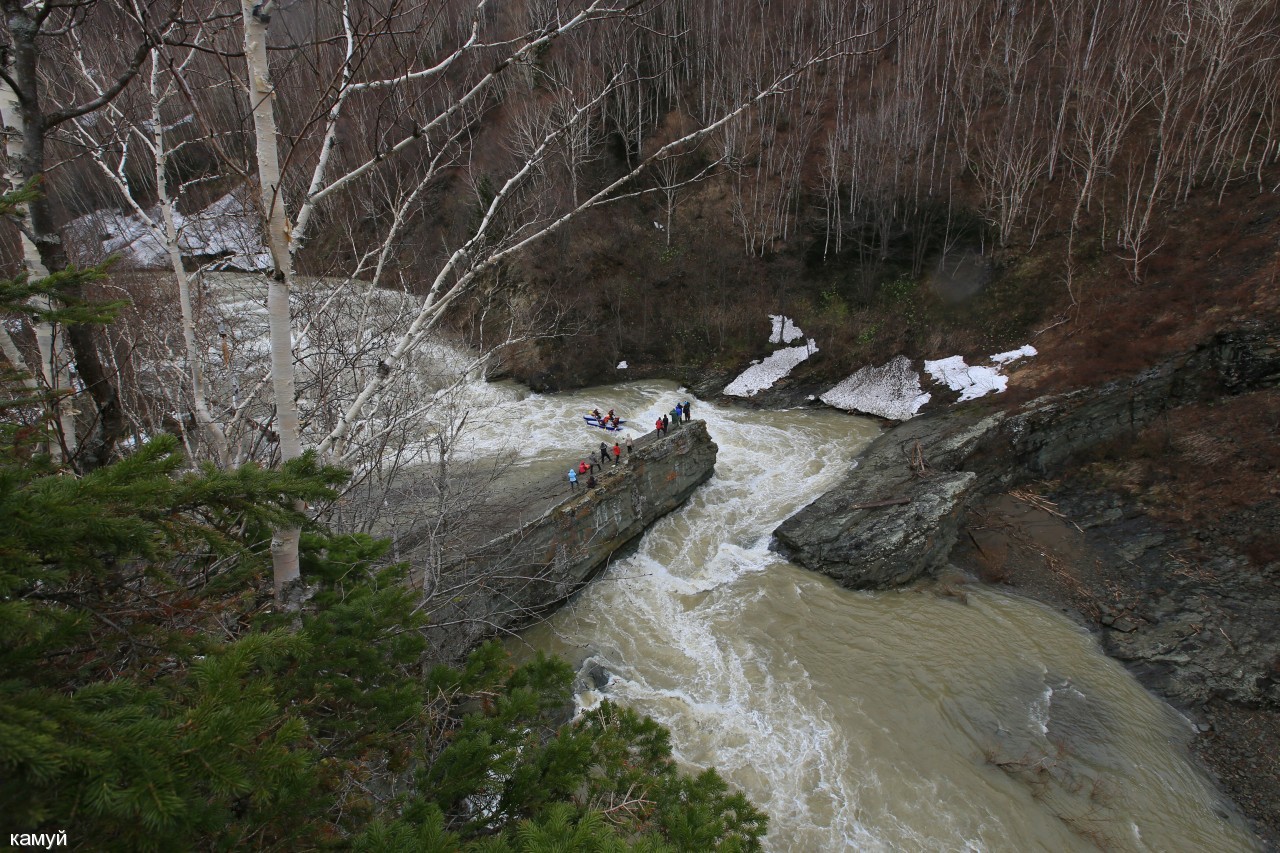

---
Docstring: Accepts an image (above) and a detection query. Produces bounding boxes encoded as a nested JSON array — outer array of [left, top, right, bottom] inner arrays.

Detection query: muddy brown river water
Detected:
[[482, 380, 1258, 851]]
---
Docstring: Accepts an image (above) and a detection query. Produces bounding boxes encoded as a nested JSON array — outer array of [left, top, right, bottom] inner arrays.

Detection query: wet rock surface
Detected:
[[951, 480, 1280, 848], [771, 409, 1000, 587]]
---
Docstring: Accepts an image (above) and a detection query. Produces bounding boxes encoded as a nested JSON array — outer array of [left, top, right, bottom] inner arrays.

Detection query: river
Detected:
[[463, 379, 1257, 851]]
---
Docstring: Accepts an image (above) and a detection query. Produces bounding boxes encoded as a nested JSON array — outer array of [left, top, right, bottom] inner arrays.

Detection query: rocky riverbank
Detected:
[[771, 322, 1280, 845]]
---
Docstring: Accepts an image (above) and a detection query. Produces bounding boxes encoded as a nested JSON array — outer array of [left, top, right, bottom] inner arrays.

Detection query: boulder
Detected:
[[772, 409, 1000, 588]]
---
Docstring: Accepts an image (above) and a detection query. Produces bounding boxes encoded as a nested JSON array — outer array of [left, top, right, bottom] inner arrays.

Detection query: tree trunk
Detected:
[[0, 60, 75, 459], [242, 0, 304, 596], [2, 4, 126, 469], [150, 63, 229, 465]]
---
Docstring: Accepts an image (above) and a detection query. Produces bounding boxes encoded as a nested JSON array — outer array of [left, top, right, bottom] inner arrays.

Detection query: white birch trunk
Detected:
[[242, 0, 303, 594], [0, 82, 76, 458], [0, 79, 40, 388], [149, 68, 230, 464]]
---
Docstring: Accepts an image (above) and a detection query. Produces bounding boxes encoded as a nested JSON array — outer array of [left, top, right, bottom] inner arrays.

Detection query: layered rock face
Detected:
[[428, 420, 717, 657], [770, 409, 995, 588]]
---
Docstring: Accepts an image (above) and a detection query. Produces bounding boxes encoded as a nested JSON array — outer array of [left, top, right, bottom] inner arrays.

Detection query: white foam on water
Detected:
[[525, 393, 897, 849]]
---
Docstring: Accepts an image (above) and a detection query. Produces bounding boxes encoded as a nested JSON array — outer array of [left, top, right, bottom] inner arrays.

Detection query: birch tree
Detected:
[[64, 30, 232, 464], [0, 0, 171, 468]]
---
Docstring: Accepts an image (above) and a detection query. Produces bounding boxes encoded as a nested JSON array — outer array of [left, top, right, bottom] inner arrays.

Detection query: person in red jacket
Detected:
[[612, 442, 621, 464], [654, 417, 663, 436]]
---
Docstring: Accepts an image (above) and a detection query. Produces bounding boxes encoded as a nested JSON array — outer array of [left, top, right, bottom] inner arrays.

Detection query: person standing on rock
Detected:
[[612, 442, 621, 465], [568, 468, 578, 491], [599, 441, 609, 465], [655, 417, 663, 436], [683, 400, 691, 422], [662, 414, 669, 434], [626, 433, 634, 456]]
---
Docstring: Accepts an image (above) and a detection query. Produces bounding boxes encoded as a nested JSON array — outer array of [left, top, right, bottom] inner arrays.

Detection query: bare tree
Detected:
[[183, 0, 886, 596]]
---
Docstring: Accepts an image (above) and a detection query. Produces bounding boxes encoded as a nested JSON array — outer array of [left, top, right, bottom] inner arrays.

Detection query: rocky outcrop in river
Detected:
[[427, 421, 717, 657]]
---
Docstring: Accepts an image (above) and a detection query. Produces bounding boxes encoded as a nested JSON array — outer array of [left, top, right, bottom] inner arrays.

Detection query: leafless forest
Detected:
[[3, 0, 1279, 589]]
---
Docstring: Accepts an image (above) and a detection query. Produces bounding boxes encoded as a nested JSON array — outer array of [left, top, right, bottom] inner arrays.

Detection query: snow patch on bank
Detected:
[[722, 315, 818, 397], [820, 356, 930, 420], [769, 315, 805, 344], [818, 345, 1038, 417], [723, 341, 819, 397], [925, 356, 1007, 401], [990, 344, 1037, 365], [66, 191, 271, 271], [925, 345, 1038, 402]]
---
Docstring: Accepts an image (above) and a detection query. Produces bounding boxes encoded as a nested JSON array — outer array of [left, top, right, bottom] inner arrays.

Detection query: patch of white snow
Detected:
[[723, 340, 818, 397], [925, 355, 1008, 401], [64, 190, 271, 271], [179, 191, 272, 270], [922, 344, 1039, 402], [616, 360, 628, 369], [990, 344, 1038, 365], [821, 355, 931, 420], [768, 315, 805, 344]]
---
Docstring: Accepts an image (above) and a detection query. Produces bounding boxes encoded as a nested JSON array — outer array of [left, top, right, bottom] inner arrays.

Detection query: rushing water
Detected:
[[467, 379, 1257, 851]]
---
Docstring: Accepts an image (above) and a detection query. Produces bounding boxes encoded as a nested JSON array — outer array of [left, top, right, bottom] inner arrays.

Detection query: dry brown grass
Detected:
[[1077, 390, 1280, 535], [1006, 179, 1280, 399]]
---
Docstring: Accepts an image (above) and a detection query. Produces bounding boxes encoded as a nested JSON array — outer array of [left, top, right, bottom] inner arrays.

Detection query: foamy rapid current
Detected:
[[463, 379, 1258, 851]]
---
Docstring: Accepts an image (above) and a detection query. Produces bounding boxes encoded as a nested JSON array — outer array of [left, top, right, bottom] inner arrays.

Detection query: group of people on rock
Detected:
[[569, 398, 695, 492], [568, 433, 634, 492], [653, 400, 691, 436]]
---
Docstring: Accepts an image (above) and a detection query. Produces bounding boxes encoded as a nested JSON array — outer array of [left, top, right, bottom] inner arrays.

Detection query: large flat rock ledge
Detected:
[[771, 410, 998, 589], [429, 420, 717, 655]]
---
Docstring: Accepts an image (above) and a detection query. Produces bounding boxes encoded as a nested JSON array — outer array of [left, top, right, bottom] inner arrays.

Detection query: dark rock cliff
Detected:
[[427, 420, 717, 657]]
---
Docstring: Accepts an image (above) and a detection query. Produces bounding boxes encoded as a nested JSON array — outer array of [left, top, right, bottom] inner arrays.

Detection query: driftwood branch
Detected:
[[906, 440, 934, 478], [1009, 488, 1084, 533]]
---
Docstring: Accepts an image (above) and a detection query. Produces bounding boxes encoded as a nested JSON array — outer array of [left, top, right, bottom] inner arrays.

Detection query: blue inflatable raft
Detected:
[[583, 415, 625, 431]]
